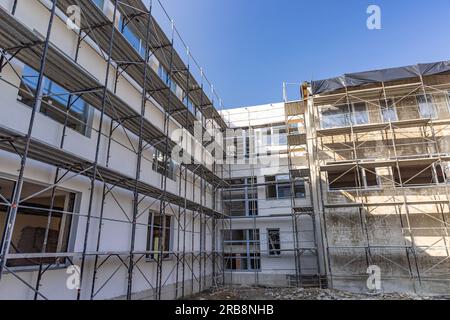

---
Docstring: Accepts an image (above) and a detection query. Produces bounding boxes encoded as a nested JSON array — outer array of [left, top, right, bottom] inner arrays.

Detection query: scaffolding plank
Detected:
[[0, 125, 224, 217], [316, 119, 432, 137]]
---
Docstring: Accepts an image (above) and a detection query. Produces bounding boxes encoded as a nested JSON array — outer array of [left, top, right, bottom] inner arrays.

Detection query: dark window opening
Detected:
[[265, 175, 306, 199], [0, 178, 75, 268], [268, 229, 281, 256], [152, 150, 176, 181], [328, 168, 380, 190], [394, 164, 447, 186], [223, 178, 258, 216], [147, 211, 171, 260]]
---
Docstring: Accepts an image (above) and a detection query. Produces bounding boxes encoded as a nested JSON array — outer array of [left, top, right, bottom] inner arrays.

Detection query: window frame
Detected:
[[393, 163, 449, 187], [0, 176, 78, 271], [92, 0, 105, 10], [327, 167, 382, 192], [265, 175, 306, 200], [417, 94, 438, 119], [152, 149, 177, 181], [223, 177, 258, 217], [320, 102, 369, 129], [267, 228, 281, 257], [380, 98, 398, 123], [223, 229, 261, 271], [146, 211, 173, 261], [17, 65, 93, 137]]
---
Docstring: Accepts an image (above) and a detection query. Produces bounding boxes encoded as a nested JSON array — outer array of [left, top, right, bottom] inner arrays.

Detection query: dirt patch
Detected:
[[189, 286, 449, 300]]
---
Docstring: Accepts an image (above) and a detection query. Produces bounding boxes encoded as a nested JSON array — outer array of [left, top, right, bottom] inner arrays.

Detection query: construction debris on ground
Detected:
[[190, 286, 450, 300]]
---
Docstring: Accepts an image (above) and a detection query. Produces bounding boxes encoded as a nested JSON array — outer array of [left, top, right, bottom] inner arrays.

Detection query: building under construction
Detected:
[[0, 0, 449, 300]]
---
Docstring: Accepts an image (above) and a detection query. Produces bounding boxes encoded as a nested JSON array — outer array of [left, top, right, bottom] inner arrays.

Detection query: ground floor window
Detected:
[[223, 229, 260, 271], [0, 177, 75, 268], [147, 211, 172, 260]]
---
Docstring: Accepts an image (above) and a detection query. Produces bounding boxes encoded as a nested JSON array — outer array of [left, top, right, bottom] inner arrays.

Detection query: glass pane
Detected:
[[417, 95, 437, 119], [352, 103, 368, 125], [381, 99, 397, 122], [320, 104, 351, 128]]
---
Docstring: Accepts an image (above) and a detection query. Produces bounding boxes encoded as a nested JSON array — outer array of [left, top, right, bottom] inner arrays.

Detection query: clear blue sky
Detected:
[[152, 0, 450, 109]]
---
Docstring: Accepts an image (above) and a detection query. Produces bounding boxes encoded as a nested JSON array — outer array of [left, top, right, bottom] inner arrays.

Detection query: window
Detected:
[[152, 150, 176, 181], [447, 91, 450, 112], [158, 64, 169, 83], [328, 167, 380, 191], [0, 178, 75, 268], [254, 127, 272, 157], [245, 130, 251, 159], [119, 17, 146, 58], [147, 211, 171, 260], [320, 104, 351, 129], [393, 163, 447, 187], [265, 175, 306, 199], [223, 229, 260, 271], [157, 64, 182, 101], [381, 99, 398, 122], [320, 103, 368, 129], [417, 94, 437, 119], [183, 95, 196, 115], [92, 0, 104, 10], [272, 125, 287, 146], [267, 229, 281, 256], [223, 178, 258, 216], [232, 130, 244, 161], [352, 102, 369, 125], [18, 65, 91, 136]]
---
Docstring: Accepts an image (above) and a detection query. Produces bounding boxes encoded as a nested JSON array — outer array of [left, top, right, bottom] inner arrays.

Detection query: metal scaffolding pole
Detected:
[[155, 16, 175, 300], [0, 0, 229, 300], [33, 26, 85, 301], [126, 0, 154, 300], [77, 0, 119, 301], [0, 0, 58, 279]]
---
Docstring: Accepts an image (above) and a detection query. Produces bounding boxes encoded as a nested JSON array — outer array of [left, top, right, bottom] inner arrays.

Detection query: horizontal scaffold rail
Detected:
[[320, 156, 450, 173]]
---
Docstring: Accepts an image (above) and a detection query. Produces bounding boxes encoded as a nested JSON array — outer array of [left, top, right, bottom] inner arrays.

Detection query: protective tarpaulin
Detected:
[[311, 60, 450, 95]]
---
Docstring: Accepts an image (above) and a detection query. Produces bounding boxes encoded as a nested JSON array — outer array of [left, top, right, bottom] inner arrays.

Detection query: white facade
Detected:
[[0, 0, 221, 300], [220, 103, 321, 287]]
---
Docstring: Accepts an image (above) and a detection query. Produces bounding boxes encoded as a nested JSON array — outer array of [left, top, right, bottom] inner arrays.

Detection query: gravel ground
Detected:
[[189, 286, 450, 300]]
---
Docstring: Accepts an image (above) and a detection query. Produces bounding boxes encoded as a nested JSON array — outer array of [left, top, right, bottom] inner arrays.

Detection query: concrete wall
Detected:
[[313, 78, 450, 295], [218, 103, 322, 287]]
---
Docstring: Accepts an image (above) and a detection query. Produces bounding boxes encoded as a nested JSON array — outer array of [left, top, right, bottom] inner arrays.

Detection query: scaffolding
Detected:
[[220, 103, 324, 287], [307, 73, 450, 294], [0, 0, 229, 300]]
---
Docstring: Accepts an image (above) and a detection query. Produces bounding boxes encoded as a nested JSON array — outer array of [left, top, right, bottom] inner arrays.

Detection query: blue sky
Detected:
[[152, 0, 450, 109]]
